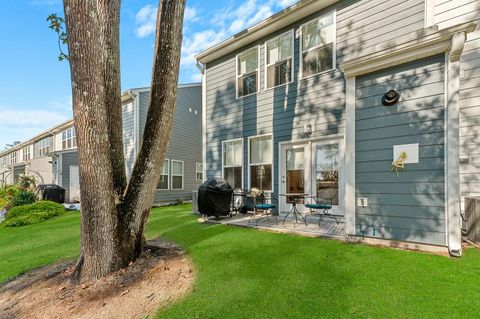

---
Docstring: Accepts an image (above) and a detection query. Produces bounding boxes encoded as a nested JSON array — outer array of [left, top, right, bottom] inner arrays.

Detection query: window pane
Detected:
[[196, 163, 202, 172], [302, 44, 333, 77], [224, 167, 242, 189], [238, 73, 257, 97], [250, 164, 272, 191], [161, 160, 169, 175], [157, 175, 169, 189], [267, 59, 291, 88], [172, 176, 183, 189], [224, 140, 242, 166], [302, 14, 334, 51], [250, 136, 272, 164], [196, 172, 203, 181], [172, 161, 183, 175], [315, 144, 339, 205], [238, 49, 258, 75], [267, 33, 292, 65]]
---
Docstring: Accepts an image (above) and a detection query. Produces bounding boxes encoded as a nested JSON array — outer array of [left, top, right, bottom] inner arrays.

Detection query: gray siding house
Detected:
[[2, 83, 202, 204], [196, 0, 479, 255]]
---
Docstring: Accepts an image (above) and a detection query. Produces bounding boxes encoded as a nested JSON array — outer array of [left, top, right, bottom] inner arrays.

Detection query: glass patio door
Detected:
[[312, 141, 344, 215]]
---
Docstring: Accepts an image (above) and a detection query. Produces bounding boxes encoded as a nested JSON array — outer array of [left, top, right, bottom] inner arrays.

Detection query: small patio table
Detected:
[[279, 193, 308, 226]]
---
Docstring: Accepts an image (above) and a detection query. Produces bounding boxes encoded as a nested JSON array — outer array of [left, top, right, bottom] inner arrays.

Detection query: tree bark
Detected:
[[63, 0, 185, 281]]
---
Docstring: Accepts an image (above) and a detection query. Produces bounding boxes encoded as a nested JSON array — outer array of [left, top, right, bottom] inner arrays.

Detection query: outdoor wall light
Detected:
[[382, 90, 400, 106]]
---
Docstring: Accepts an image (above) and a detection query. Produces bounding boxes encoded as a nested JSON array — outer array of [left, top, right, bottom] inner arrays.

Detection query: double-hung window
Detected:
[[62, 127, 77, 150], [171, 160, 184, 190], [237, 47, 259, 98], [265, 31, 293, 89], [249, 135, 273, 191], [223, 139, 243, 189], [22, 146, 30, 162], [157, 159, 169, 190], [301, 12, 335, 78], [38, 138, 51, 157], [10, 152, 17, 165], [196, 163, 203, 181]]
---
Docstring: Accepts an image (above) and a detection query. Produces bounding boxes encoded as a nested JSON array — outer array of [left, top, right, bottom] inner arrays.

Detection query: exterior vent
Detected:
[[464, 196, 480, 243], [192, 190, 199, 214]]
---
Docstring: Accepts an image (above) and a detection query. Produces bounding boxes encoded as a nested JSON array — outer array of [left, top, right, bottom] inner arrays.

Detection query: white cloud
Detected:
[[135, 5, 201, 38], [278, 0, 297, 8], [135, 1, 300, 81], [135, 4, 157, 38]]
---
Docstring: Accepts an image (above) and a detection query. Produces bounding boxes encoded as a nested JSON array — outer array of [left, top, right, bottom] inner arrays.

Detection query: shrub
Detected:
[[12, 190, 36, 206], [3, 201, 66, 227]]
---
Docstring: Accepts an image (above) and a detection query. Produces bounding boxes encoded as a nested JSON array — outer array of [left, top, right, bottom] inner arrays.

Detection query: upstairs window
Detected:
[[301, 12, 335, 78], [157, 159, 169, 190], [266, 31, 293, 89], [62, 127, 77, 150], [237, 47, 259, 98], [22, 146, 31, 162], [10, 152, 17, 165], [38, 137, 51, 157]]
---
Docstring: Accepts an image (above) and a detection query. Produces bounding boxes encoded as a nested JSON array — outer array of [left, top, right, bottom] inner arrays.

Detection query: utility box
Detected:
[[464, 196, 480, 243]]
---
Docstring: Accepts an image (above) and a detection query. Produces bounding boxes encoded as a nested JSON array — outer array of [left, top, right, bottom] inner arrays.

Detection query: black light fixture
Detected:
[[382, 90, 400, 106]]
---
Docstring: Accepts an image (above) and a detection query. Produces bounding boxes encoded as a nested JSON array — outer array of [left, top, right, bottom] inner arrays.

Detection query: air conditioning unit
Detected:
[[464, 196, 480, 243], [192, 191, 199, 214]]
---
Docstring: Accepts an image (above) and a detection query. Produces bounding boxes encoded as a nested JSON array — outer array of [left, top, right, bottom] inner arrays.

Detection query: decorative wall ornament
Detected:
[[391, 151, 408, 176], [382, 90, 400, 106]]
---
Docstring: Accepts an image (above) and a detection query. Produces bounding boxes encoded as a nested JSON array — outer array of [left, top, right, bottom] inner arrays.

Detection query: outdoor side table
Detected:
[[279, 193, 308, 226]]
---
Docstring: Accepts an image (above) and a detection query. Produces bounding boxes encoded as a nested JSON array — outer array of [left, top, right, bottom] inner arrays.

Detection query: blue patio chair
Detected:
[[305, 196, 338, 225], [248, 188, 278, 226]]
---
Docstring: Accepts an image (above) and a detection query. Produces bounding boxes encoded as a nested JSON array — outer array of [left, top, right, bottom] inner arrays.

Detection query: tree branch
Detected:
[[122, 0, 185, 232]]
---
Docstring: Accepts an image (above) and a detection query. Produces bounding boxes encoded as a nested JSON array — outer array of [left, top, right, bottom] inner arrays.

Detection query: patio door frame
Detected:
[[278, 134, 345, 215]]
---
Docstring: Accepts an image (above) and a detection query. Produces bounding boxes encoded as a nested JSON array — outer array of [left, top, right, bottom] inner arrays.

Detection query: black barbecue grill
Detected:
[[198, 178, 233, 219]]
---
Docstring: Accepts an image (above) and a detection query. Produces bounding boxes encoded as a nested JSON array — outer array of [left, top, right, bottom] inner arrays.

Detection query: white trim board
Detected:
[[340, 21, 476, 78]]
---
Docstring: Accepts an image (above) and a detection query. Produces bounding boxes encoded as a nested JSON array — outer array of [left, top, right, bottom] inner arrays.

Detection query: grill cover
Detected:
[[198, 178, 233, 218], [35, 184, 66, 204]]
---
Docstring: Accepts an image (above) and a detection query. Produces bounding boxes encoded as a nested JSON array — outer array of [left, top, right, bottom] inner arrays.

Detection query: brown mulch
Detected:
[[0, 238, 195, 319]]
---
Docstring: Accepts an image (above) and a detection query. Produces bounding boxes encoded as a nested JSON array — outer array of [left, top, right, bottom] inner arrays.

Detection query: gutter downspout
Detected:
[[196, 60, 207, 181]]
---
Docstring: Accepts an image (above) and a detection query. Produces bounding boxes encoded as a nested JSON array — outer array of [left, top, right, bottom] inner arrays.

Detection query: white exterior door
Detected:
[[69, 165, 80, 203], [279, 143, 310, 213]]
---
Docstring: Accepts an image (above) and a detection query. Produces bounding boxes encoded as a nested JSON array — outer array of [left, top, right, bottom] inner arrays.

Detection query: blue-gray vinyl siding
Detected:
[[61, 151, 78, 201], [355, 56, 446, 246], [137, 85, 203, 202], [205, 0, 425, 192]]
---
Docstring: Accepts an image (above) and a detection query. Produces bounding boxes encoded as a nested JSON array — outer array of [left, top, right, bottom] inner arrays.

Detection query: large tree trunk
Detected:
[[64, 0, 185, 281]]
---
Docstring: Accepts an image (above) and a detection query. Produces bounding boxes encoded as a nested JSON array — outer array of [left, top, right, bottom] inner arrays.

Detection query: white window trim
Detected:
[[299, 10, 337, 81], [171, 159, 184, 190], [424, 0, 435, 28], [157, 159, 170, 190], [62, 127, 77, 150], [248, 133, 274, 193], [264, 29, 295, 91], [222, 138, 244, 189], [196, 162, 203, 181], [236, 46, 261, 99]]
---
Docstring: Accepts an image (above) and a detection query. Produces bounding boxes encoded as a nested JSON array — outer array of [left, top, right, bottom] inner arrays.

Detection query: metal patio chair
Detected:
[[305, 196, 338, 225], [248, 188, 278, 226]]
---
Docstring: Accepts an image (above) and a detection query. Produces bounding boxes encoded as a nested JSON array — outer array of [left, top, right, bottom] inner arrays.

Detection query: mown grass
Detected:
[[1, 204, 480, 318]]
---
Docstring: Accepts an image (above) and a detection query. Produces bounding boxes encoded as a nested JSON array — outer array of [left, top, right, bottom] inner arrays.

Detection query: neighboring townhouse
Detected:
[[196, 0, 480, 255], [1, 83, 203, 203], [0, 120, 71, 187]]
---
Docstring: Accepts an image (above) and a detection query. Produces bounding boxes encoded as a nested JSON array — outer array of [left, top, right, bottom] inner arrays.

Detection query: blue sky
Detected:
[[0, 0, 296, 149]]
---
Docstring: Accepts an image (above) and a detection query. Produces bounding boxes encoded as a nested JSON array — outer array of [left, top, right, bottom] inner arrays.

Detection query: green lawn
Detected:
[[1, 204, 480, 318]]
